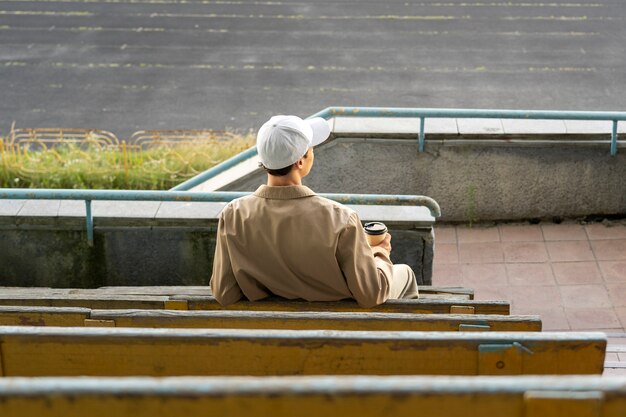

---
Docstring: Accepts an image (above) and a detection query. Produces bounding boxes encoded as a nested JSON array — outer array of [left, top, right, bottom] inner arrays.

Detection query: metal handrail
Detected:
[[0, 188, 441, 246], [171, 106, 626, 191]]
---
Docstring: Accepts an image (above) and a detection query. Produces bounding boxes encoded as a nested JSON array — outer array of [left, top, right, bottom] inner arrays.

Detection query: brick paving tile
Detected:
[[616, 308, 626, 329], [607, 335, 626, 345], [560, 285, 612, 309], [432, 264, 463, 286], [509, 285, 561, 310], [541, 223, 587, 241], [591, 239, 626, 261], [599, 261, 626, 283], [433, 226, 457, 244], [502, 242, 549, 263], [606, 283, 626, 307], [506, 263, 555, 286], [546, 240, 595, 262], [619, 353, 626, 361], [552, 261, 603, 285], [429, 223, 626, 333], [433, 243, 459, 265], [605, 352, 620, 361], [499, 224, 543, 242], [585, 223, 626, 240], [603, 368, 626, 375], [458, 242, 504, 264], [511, 306, 569, 331], [456, 226, 500, 243], [461, 264, 507, 287], [565, 308, 622, 330], [471, 285, 512, 303]]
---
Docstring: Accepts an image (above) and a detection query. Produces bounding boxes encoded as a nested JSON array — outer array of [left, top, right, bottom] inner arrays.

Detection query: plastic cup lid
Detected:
[[364, 222, 387, 235]]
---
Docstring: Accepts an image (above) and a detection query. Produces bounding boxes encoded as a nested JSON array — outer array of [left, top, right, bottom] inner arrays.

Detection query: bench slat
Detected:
[[0, 295, 177, 310], [172, 296, 510, 315], [0, 327, 605, 376], [72, 286, 211, 296], [88, 285, 474, 299], [0, 376, 624, 417], [0, 306, 91, 327], [89, 309, 540, 331]]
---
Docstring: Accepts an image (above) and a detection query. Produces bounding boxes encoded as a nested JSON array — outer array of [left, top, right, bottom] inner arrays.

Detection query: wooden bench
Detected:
[[0, 306, 91, 327], [0, 306, 538, 331], [0, 327, 605, 376], [0, 375, 623, 417], [86, 309, 540, 331], [0, 305, 537, 331], [0, 295, 188, 310], [0, 292, 505, 315], [171, 296, 509, 315], [81, 285, 475, 300]]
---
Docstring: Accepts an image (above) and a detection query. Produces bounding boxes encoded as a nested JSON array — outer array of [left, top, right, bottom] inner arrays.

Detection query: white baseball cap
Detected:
[[256, 115, 331, 169]]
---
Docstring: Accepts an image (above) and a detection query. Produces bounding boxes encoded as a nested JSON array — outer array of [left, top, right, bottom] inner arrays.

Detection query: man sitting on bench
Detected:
[[210, 115, 418, 307]]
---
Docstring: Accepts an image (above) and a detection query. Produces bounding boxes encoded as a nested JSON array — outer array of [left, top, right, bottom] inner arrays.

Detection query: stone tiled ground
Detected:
[[433, 221, 626, 375]]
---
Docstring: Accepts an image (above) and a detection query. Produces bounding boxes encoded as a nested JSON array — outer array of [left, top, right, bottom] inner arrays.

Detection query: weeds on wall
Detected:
[[0, 132, 254, 190], [466, 184, 477, 228]]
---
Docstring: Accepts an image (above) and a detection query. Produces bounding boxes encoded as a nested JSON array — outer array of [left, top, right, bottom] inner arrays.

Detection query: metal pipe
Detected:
[[0, 189, 441, 218], [85, 200, 93, 247], [169, 147, 258, 192], [611, 120, 619, 156], [419, 117, 425, 152], [324, 107, 626, 121]]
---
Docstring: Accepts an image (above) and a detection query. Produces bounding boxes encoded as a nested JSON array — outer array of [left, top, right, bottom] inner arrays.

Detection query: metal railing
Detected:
[[0, 189, 441, 246], [171, 106, 626, 192]]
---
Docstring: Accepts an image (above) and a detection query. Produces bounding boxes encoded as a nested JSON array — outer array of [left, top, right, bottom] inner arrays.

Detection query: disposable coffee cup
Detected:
[[364, 222, 388, 246]]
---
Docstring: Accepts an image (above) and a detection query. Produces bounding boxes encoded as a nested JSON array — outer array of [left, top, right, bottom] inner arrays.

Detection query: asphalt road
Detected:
[[0, 0, 625, 138]]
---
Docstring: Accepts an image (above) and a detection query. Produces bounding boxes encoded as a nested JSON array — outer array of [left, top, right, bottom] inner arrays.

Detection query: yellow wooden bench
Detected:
[[171, 295, 509, 314], [85, 309, 539, 331], [0, 294, 188, 310], [78, 285, 475, 300], [0, 306, 91, 327], [0, 306, 537, 331], [0, 326, 605, 376], [0, 294, 504, 315], [0, 375, 623, 417]]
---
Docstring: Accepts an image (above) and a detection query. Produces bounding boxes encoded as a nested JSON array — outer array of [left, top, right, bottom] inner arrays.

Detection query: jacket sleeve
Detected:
[[336, 212, 393, 308], [210, 206, 243, 306]]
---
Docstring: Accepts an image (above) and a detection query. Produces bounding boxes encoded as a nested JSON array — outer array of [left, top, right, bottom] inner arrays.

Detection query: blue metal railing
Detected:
[[0, 189, 441, 246], [171, 106, 626, 192]]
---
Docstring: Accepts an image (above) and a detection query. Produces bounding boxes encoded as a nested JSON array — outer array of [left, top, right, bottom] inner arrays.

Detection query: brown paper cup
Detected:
[[364, 222, 388, 246]]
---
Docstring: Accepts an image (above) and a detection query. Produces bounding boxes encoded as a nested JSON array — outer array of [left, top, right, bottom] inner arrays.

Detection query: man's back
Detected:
[[211, 185, 394, 307]]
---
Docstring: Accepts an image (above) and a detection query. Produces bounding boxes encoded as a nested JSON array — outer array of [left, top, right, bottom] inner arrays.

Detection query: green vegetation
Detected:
[[465, 184, 477, 228], [0, 135, 254, 190]]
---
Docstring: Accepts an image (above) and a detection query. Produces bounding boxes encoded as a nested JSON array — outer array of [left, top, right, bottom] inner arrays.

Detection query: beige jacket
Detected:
[[210, 185, 394, 307]]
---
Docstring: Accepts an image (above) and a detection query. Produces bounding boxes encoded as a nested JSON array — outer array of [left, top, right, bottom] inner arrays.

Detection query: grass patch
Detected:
[[0, 134, 255, 190]]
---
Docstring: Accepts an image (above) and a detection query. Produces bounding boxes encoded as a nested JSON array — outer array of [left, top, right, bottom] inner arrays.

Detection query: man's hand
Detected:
[[372, 233, 392, 254]]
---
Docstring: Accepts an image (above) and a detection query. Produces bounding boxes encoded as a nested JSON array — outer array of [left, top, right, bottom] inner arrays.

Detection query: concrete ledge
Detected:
[[333, 117, 458, 137], [331, 116, 625, 137], [190, 155, 260, 192]]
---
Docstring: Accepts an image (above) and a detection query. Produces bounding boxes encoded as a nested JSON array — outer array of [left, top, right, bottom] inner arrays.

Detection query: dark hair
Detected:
[[259, 150, 309, 177], [260, 164, 293, 177]]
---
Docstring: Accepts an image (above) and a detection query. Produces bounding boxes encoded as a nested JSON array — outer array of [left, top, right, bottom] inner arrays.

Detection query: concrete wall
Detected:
[[0, 202, 433, 287], [226, 137, 626, 223], [0, 218, 217, 288]]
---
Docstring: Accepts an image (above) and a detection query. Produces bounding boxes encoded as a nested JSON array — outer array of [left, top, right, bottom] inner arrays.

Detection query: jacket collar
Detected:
[[253, 185, 317, 200]]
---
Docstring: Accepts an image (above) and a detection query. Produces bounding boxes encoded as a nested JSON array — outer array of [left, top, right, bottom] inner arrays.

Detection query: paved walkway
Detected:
[[433, 220, 626, 375]]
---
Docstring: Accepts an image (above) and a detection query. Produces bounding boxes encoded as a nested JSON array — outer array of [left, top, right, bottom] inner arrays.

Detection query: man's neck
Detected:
[[267, 173, 302, 186]]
